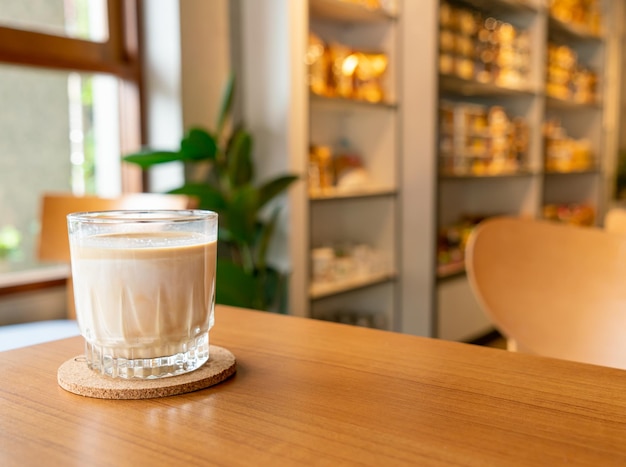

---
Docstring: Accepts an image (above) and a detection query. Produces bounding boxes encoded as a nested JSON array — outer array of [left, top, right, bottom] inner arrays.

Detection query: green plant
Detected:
[[123, 77, 298, 311]]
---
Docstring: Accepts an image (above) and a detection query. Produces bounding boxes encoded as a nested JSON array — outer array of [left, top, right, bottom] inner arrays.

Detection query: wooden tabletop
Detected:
[[2, 306, 626, 466]]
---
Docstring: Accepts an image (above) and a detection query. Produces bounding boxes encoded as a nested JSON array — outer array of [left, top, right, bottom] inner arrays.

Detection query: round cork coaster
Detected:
[[57, 345, 236, 400]]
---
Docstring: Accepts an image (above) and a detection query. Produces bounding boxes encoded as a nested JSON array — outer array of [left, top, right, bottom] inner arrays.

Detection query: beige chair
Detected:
[[465, 216, 626, 370], [37, 192, 193, 318]]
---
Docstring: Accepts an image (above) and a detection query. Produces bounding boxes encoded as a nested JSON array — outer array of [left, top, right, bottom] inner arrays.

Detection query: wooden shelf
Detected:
[[310, 186, 397, 201], [310, 0, 397, 23], [310, 93, 397, 112], [303, 0, 401, 329], [439, 74, 537, 98], [548, 15, 604, 42], [455, 0, 539, 14], [545, 95, 602, 110], [544, 168, 601, 176], [437, 262, 466, 280], [310, 270, 397, 300], [439, 169, 537, 180]]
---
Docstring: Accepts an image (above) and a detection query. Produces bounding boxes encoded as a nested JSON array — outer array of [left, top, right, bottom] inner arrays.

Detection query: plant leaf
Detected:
[[123, 150, 182, 169], [258, 175, 299, 209], [180, 128, 218, 161], [168, 183, 226, 211], [227, 185, 259, 244], [256, 207, 281, 270], [216, 258, 261, 309], [261, 267, 286, 313], [218, 226, 234, 243], [227, 128, 254, 187], [216, 74, 235, 140]]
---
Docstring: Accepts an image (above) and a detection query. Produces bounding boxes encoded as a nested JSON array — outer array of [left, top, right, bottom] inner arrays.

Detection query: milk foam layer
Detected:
[[70, 231, 217, 359]]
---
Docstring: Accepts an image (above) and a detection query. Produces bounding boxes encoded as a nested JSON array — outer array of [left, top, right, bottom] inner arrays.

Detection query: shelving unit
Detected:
[[234, 0, 619, 340], [435, 0, 621, 341], [303, 0, 401, 330]]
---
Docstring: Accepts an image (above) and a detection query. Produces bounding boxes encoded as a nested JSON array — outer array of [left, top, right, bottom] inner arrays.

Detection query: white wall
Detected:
[[235, 0, 309, 315], [142, 0, 231, 192], [180, 0, 232, 130]]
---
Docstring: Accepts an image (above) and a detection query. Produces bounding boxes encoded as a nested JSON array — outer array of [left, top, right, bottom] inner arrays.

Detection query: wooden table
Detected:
[[2, 306, 626, 466]]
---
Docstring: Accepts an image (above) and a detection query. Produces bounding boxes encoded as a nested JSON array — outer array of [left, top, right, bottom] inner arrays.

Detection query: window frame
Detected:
[[0, 0, 144, 192]]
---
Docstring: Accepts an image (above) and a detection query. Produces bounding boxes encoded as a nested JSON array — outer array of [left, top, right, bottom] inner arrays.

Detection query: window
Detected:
[[0, 0, 142, 262]]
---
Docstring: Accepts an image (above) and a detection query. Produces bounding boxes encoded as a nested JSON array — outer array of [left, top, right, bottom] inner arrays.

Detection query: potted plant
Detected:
[[123, 77, 298, 311]]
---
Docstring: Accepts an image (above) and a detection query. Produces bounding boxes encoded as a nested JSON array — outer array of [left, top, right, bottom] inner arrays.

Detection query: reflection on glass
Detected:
[[0, 0, 108, 42], [0, 65, 120, 261]]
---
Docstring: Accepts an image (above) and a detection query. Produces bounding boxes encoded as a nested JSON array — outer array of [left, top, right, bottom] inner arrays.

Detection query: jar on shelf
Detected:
[[550, 0, 603, 34], [353, 51, 388, 103], [309, 145, 334, 194], [439, 101, 528, 176], [311, 247, 335, 283], [307, 33, 329, 96], [543, 119, 594, 172], [329, 42, 355, 99]]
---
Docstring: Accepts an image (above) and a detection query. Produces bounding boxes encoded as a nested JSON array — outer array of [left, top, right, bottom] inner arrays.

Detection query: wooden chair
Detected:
[[604, 207, 626, 233], [465, 216, 626, 370], [37, 192, 193, 318]]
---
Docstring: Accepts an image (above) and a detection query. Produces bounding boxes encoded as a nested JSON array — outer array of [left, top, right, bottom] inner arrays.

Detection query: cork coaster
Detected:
[[57, 345, 236, 400]]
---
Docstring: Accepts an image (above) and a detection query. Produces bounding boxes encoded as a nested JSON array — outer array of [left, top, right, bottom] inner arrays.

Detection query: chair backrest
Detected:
[[604, 207, 626, 233], [37, 192, 192, 262], [37, 192, 193, 319], [465, 216, 626, 370]]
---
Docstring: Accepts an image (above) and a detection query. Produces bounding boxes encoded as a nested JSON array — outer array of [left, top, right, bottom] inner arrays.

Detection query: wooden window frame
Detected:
[[0, 0, 144, 192]]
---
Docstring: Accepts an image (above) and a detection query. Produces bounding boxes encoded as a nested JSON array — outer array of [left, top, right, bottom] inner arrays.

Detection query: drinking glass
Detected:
[[67, 210, 217, 379]]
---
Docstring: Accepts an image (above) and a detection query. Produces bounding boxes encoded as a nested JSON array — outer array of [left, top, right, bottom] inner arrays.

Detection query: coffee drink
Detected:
[[68, 208, 218, 380]]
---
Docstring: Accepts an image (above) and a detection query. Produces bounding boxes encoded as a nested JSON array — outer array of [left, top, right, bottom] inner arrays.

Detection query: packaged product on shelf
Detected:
[[439, 52, 455, 76], [547, 44, 576, 100], [311, 247, 335, 282], [338, 242, 388, 277], [474, 16, 502, 84], [495, 23, 529, 89], [439, 1, 456, 30], [439, 102, 527, 176], [309, 141, 372, 194], [353, 51, 388, 103], [454, 8, 480, 80], [475, 43, 496, 84], [439, 101, 455, 133], [311, 242, 389, 284], [543, 119, 594, 172], [439, 102, 455, 157], [308, 145, 334, 194], [329, 42, 356, 99], [333, 251, 356, 281], [454, 54, 475, 81], [457, 7, 479, 36], [546, 43, 598, 104], [438, 4, 454, 75], [454, 34, 475, 59], [483, 106, 513, 174], [311, 38, 389, 103], [437, 215, 486, 276], [439, 28, 456, 55], [550, 0, 603, 35], [543, 203, 595, 226], [438, 2, 531, 89], [511, 117, 530, 162], [307, 33, 329, 96], [572, 66, 598, 104], [334, 154, 369, 191]]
